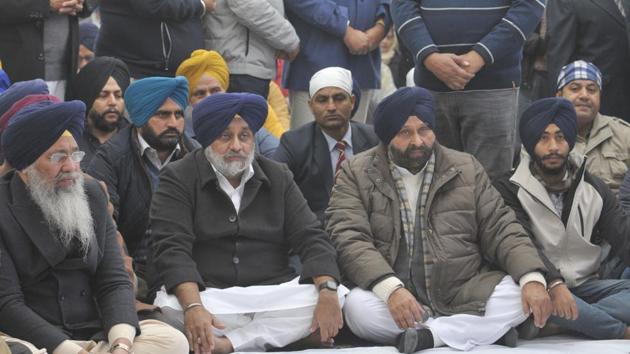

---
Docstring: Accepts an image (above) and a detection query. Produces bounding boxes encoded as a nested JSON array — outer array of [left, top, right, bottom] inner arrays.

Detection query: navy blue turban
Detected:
[[193, 93, 268, 148], [0, 79, 48, 116], [2, 96, 85, 170], [373, 86, 435, 145], [79, 22, 99, 51], [124, 76, 188, 127], [520, 97, 577, 158], [0, 69, 10, 93], [70, 56, 130, 111]]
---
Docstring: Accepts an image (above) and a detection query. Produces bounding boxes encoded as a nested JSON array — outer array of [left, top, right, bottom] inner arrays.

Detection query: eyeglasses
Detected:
[[48, 151, 86, 164]]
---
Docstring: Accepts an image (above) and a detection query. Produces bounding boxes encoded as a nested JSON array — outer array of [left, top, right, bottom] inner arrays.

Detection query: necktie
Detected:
[[335, 141, 346, 174]]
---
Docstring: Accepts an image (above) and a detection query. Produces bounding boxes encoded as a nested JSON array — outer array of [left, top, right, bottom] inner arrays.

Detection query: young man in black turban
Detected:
[[327, 86, 552, 353], [69, 56, 131, 169], [494, 97, 630, 341]]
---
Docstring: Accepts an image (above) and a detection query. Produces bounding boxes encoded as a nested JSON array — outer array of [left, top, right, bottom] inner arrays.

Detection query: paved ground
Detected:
[[237, 336, 630, 354]]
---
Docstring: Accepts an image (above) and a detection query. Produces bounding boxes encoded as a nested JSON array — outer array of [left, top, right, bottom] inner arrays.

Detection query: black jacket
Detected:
[[151, 150, 340, 292], [547, 0, 630, 121], [0, 172, 138, 353], [0, 0, 89, 87], [272, 121, 379, 223], [96, 0, 204, 78], [87, 125, 198, 263]]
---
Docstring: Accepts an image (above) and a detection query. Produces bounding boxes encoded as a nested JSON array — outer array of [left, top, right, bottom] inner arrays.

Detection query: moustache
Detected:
[[159, 128, 181, 138], [542, 153, 565, 160]]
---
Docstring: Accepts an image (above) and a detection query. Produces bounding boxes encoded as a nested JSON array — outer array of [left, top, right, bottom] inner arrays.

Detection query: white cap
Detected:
[[309, 67, 353, 98]]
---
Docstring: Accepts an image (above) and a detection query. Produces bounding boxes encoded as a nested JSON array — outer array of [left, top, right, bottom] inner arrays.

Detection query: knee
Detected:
[[343, 289, 399, 344], [136, 320, 189, 354]]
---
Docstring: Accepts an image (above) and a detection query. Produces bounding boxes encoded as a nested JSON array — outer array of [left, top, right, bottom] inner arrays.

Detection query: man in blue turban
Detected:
[[0, 78, 49, 171], [87, 76, 199, 282], [328, 86, 553, 353], [0, 97, 188, 354], [494, 97, 630, 342], [150, 92, 347, 353]]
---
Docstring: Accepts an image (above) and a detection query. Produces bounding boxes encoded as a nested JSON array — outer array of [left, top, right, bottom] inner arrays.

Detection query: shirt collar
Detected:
[[321, 124, 353, 152], [210, 162, 255, 190], [136, 130, 181, 168]]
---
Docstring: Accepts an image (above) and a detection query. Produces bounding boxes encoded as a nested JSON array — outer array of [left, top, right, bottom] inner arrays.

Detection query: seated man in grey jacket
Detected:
[[327, 87, 552, 353], [494, 97, 630, 340]]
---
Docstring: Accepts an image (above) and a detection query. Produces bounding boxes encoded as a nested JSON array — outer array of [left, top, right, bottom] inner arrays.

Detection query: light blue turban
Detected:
[[124, 76, 189, 126]]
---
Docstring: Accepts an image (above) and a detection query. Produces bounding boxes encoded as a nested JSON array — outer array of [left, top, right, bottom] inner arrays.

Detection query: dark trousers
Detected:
[[228, 74, 270, 99]]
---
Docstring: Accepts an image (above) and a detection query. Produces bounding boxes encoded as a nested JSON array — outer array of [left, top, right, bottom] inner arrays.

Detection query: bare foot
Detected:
[[213, 336, 234, 354]]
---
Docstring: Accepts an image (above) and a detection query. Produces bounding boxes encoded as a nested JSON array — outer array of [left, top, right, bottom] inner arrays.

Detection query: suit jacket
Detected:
[[547, 0, 630, 121], [0, 172, 138, 353], [273, 121, 379, 223]]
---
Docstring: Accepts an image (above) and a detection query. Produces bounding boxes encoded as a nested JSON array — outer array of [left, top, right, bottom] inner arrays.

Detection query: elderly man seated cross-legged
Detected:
[[151, 92, 347, 353], [0, 94, 188, 354]]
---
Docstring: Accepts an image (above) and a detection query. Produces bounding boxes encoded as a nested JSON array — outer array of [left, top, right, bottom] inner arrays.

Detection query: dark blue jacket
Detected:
[[96, 0, 204, 78], [392, 0, 545, 91], [283, 0, 391, 91]]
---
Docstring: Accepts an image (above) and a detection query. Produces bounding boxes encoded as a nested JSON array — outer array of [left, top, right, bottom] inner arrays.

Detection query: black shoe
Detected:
[[517, 316, 540, 340], [496, 327, 518, 347], [396, 328, 434, 354]]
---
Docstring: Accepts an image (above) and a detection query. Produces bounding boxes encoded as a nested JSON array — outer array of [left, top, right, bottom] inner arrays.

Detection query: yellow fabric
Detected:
[[61, 130, 73, 137], [264, 104, 286, 138], [176, 50, 230, 96], [268, 81, 290, 131]]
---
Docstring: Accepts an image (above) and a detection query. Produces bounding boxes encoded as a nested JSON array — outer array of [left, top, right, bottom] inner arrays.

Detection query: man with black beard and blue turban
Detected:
[[87, 76, 199, 283], [150, 92, 346, 354], [494, 97, 630, 341], [328, 86, 553, 353], [0, 95, 188, 354]]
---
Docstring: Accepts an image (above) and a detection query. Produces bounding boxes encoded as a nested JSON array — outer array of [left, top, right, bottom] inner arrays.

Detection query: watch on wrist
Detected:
[[108, 342, 131, 353], [317, 280, 338, 292]]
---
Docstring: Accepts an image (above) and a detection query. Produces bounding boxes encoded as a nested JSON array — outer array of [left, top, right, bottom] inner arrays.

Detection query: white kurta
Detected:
[[154, 277, 349, 351]]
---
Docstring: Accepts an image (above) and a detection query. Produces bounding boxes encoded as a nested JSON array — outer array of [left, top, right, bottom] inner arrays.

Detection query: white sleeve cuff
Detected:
[[372, 276, 404, 303], [108, 323, 137, 346], [53, 340, 84, 354], [200, 0, 206, 16], [518, 272, 547, 289]]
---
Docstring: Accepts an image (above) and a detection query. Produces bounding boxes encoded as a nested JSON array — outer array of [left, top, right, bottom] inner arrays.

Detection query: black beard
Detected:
[[388, 143, 433, 174], [88, 108, 121, 133], [533, 153, 569, 176], [140, 126, 181, 152]]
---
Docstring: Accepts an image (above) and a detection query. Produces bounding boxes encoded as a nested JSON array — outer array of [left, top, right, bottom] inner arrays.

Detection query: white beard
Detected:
[[24, 167, 95, 256], [204, 145, 255, 178]]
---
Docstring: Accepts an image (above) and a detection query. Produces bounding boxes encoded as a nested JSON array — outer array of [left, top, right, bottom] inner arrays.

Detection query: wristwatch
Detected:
[[108, 343, 131, 353], [317, 280, 338, 292]]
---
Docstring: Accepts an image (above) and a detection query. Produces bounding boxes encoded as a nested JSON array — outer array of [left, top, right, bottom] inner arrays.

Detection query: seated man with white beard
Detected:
[[0, 95, 188, 354], [151, 93, 347, 354]]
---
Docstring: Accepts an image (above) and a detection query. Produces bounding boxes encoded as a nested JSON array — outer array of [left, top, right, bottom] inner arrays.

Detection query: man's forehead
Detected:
[[158, 97, 183, 110], [45, 135, 78, 154], [314, 86, 351, 97], [543, 123, 561, 133], [401, 115, 426, 128], [567, 79, 599, 87], [101, 76, 122, 92]]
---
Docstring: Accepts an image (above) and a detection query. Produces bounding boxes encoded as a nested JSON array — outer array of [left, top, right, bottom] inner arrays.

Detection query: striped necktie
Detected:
[[335, 141, 347, 174]]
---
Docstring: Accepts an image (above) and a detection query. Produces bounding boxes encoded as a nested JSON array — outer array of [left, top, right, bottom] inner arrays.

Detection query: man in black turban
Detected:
[[150, 92, 346, 354], [494, 97, 630, 341], [69, 56, 131, 169], [0, 97, 188, 354], [327, 87, 553, 353]]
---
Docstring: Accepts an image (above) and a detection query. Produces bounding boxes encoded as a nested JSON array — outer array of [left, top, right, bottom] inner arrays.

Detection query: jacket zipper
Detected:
[[577, 206, 585, 237], [245, 29, 250, 56]]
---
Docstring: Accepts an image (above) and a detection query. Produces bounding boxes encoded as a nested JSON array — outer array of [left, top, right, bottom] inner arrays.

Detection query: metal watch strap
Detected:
[[109, 342, 131, 353]]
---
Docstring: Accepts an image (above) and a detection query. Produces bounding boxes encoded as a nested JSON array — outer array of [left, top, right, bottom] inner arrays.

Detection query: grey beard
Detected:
[[24, 167, 95, 256], [204, 145, 255, 179]]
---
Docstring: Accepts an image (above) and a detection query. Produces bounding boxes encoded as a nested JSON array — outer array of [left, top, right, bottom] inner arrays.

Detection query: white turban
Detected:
[[309, 67, 353, 97]]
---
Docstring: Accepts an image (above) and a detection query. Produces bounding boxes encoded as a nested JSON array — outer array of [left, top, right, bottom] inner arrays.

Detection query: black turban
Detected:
[[79, 22, 99, 51], [2, 97, 85, 170], [520, 97, 577, 158], [70, 56, 130, 111], [193, 93, 267, 148], [373, 86, 435, 145]]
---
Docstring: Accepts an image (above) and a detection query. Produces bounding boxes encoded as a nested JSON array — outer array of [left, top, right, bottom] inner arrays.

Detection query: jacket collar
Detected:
[[510, 152, 587, 216], [313, 124, 334, 194], [582, 113, 613, 153], [7, 172, 98, 268]]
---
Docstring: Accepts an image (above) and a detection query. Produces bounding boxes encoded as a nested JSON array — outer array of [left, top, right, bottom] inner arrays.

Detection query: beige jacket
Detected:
[[573, 113, 630, 195], [327, 144, 546, 315]]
